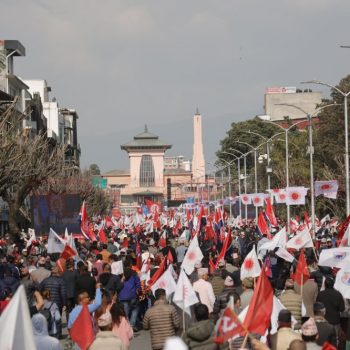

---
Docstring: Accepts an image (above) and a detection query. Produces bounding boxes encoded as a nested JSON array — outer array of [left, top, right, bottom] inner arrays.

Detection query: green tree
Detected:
[[88, 163, 101, 176]]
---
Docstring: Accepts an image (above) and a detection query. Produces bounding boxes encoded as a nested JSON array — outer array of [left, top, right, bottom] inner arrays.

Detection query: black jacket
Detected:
[[40, 275, 67, 309], [75, 273, 96, 300], [62, 270, 78, 299], [317, 288, 345, 325], [99, 272, 123, 293]]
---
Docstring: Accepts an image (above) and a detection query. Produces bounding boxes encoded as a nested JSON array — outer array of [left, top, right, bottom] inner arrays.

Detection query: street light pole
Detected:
[[257, 117, 310, 234], [275, 102, 337, 235], [302, 80, 350, 215]]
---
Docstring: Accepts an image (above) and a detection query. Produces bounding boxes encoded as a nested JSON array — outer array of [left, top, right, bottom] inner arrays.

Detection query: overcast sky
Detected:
[[1, 0, 350, 172]]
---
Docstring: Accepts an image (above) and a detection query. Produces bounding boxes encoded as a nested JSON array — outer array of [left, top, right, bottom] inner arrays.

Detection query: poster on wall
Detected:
[[30, 194, 81, 235]]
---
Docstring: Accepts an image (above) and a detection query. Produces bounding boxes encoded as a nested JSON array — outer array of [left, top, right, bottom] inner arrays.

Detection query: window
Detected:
[[140, 155, 155, 187]]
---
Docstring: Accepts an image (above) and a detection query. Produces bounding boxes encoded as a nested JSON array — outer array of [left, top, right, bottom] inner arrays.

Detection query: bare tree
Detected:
[[0, 101, 66, 239]]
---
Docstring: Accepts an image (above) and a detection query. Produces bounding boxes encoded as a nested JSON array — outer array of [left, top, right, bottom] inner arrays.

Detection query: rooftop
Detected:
[[102, 169, 130, 177], [121, 125, 172, 151]]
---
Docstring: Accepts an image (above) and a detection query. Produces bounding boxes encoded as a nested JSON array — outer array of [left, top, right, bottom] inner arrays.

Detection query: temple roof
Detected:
[[121, 125, 172, 151]]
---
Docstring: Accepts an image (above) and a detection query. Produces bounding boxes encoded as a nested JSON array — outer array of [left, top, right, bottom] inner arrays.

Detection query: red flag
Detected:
[[265, 198, 278, 226], [159, 231, 167, 248], [105, 216, 113, 228], [99, 226, 107, 244], [291, 249, 310, 286], [304, 211, 310, 226], [167, 250, 174, 264], [338, 214, 350, 241], [215, 228, 231, 267], [121, 237, 129, 248], [243, 266, 273, 336], [322, 342, 337, 350], [136, 240, 142, 270], [79, 201, 90, 240], [214, 307, 244, 344], [69, 304, 95, 350], [209, 258, 216, 274], [257, 211, 271, 239], [60, 244, 76, 260], [147, 257, 167, 288]]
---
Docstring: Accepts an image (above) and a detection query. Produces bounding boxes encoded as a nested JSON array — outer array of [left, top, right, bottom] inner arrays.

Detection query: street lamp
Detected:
[[221, 149, 253, 219], [217, 157, 237, 218], [234, 140, 263, 221], [257, 116, 319, 234], [302, 80, 350, 216], [274, 103, 337, 234]]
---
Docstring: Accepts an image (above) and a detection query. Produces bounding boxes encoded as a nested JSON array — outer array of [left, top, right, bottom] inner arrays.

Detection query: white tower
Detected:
[[192, 109, 206, 182]]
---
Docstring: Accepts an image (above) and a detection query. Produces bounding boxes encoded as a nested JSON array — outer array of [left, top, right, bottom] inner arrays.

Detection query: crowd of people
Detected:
[[0, 213, 349, 350]]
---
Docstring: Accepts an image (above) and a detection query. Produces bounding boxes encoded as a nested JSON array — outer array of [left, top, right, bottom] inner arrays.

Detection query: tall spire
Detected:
[[195, 107, 200, 115], [144, 124, 148, 132], [192, 110, 205, 182]]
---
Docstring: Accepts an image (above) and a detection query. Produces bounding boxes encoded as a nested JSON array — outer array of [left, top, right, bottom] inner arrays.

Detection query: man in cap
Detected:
[[301, 317, 321, 349], [313, 302, 336, 347], [279, 279, 302, 329], [270, 309, 302, 350], [89, 311, 125, 350], [193, 267, 216, 313]]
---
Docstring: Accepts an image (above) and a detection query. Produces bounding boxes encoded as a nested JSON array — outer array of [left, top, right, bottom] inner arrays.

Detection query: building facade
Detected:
[[103, 112, 217, 210]]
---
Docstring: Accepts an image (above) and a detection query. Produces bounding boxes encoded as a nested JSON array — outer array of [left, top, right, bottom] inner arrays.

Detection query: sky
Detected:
[[1, 0, 350, 172]]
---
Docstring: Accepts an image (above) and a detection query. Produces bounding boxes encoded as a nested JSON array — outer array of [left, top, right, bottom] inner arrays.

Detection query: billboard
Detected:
[[31, 194, 81, 235]]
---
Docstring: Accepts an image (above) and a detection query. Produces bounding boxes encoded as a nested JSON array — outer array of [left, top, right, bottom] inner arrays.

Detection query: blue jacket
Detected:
[[118, 275, 141, 301], [67, 288, 102, 329]]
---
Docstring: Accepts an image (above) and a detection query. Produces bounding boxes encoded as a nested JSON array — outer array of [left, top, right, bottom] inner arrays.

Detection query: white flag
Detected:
[[286, 227, 314, 250], [64, 227, 70, 242], [151, 265, 177, 297], [181, 235, 203, 275], [320, 214, 331, 225], [276, 247, 295, 263], [0, 285, 36, 350], [25, 228, 36, 249], [318, 247, 350, 268], [334, 263, 350, 299], [240, 247, 261, 280], [258, 227, 287, 252], [173, 269, 199, 315], [47, 228, 65, 254], [285, 187, 308, 206]]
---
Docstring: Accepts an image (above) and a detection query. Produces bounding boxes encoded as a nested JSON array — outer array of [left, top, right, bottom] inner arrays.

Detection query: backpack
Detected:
[[40, 302, 54, 332]]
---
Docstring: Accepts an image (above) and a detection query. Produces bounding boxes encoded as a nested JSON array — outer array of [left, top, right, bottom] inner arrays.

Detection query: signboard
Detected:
[[91, 177, 107, 189], [266, 87, 296, 94]]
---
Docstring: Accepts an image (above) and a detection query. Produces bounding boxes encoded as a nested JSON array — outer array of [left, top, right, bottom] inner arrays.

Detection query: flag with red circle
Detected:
[[272, 189, 287, 204], [315, 180, 338, 199], [240, 247, 261, 280], [285, 187, 308, 206], [251, 193, 267, 207], [240, 194, 252, 205]]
